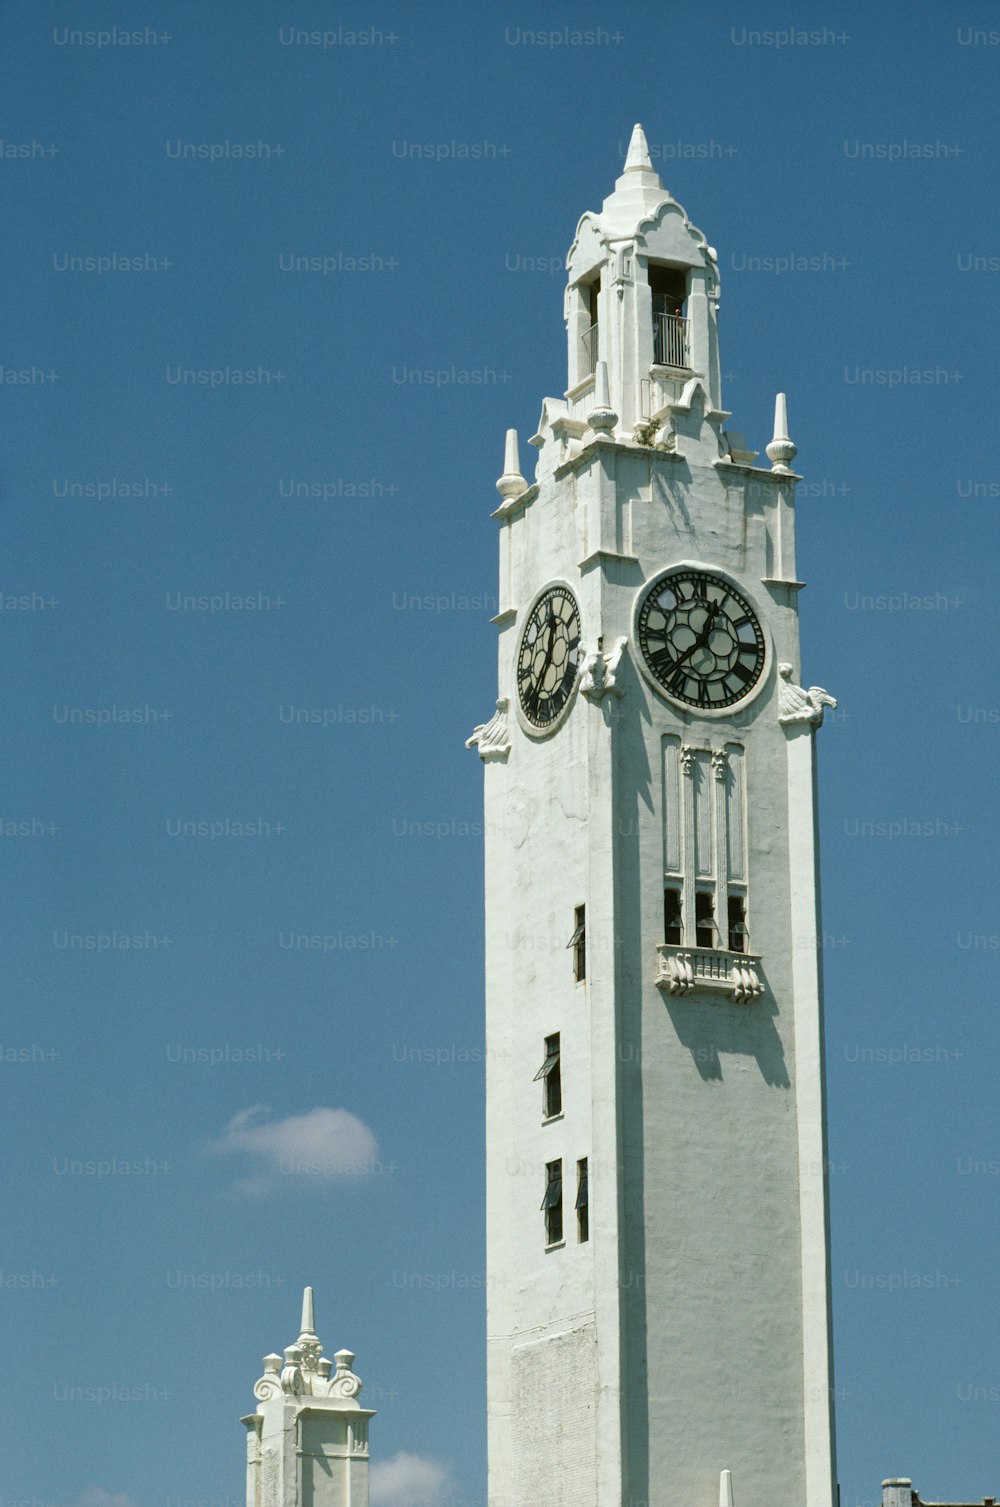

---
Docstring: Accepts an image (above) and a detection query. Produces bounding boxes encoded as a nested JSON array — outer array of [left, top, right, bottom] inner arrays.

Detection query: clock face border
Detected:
[[631, 562, 770, 716], [513, 579, 583, 738]]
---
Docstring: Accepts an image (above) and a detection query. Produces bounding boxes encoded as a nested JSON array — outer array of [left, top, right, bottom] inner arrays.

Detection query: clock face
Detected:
[[636, 569, 766, 709], [516, 585, 582, 730]]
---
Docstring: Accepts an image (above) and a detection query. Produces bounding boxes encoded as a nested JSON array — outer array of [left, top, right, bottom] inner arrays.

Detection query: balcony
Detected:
[[655, 944, 764, 1004], [653, 313, 690, 369]]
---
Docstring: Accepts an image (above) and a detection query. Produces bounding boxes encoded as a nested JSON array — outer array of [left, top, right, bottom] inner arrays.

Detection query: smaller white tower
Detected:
[[242, 1288, 375, 1507]]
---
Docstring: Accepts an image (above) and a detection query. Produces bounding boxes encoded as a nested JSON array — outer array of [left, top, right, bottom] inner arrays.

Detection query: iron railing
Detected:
[[653, 312, 690, 368]]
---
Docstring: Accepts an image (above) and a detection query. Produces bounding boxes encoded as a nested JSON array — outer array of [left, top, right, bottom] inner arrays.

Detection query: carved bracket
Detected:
[[580, 637, 627, 701], [777, 663, 837, 728], [466, 698, 512, 761]]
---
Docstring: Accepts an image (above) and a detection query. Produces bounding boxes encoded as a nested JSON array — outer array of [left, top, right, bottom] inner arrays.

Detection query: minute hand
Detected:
[[664, 601, 721, 675]]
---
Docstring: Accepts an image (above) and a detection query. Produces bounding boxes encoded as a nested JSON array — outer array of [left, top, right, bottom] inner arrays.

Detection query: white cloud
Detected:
[[209, 1104, 379, 1196], [73, 1489, 139, 1507], [369, 1452, 457, 1507]]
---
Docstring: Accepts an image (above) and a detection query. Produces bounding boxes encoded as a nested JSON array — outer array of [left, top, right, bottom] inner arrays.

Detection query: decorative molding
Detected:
[[711, 748, 729, 781], [492, 482, 538, 521], [679, 745, 697, 776], [578, 549, 641, 573], [580, 637, 627, 701], [777, 663, 837, 728], [466, 698, 512, 761], [656, 945, 764, 1004]]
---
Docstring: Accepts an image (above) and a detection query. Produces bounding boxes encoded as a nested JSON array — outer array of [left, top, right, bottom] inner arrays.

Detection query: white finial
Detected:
[[624, 122, 654, 173], [586, 360, 618, 436], [720, 1470, 735, 1507], [496, 427, 527, 500], [300, 1286, 316, 1337], [765, 391, 798, 474]]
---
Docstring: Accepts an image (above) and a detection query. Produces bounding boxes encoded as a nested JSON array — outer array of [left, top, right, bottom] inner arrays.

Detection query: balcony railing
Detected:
[[581, 323, 598, 378], [655, 944, 764, 1004], [653, 313, 690, 368]]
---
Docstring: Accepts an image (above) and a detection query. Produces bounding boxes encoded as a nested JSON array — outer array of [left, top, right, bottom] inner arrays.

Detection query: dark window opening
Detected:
[[581, 277, 600, 376], [576, 1158, 589, 1243], [664, 886, 683, 946], [649, 263, 689, 366], [542, 1160, 563, 1245], [695, 892, 716, 949], [568, 904, 586, 982], [648, 263, 687, 316], [534, 1033, 562, 1119], [728, 894, 748, 954]]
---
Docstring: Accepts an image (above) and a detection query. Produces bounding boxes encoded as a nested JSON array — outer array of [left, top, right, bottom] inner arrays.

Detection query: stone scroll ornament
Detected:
[[777, 663, 837, 727]]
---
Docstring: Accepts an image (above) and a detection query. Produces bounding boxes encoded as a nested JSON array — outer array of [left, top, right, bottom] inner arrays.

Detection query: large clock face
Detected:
[[636, 569, 766, 709], [516, 585, 582, 730]]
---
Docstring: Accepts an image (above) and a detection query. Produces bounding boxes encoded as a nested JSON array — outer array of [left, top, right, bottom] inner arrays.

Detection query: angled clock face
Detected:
[[516, 585, 582, 731], [636, 568, 766, 710]]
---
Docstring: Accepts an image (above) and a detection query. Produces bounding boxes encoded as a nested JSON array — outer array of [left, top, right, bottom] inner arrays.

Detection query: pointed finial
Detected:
[[300, 1286, 316, 1337], [624, 122, 654, 173], [720, 1471, 735, 1507], [765, 392, 798, 474], [496, 427, 527, 500], [586, 360, 618, 436]]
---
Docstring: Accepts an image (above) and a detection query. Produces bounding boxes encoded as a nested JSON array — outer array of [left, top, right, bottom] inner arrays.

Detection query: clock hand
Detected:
[[536, 610, 558, 683], [664, 600, 721, 676]]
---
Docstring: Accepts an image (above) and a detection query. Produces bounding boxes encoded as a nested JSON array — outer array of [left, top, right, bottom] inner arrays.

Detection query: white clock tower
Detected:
[[468, 126, 839, 1507]]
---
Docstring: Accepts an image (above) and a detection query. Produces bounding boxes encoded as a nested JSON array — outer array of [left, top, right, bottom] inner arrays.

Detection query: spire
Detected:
[[765, 392, 798, 474], [720, 1470, 736, 1507], [624, 122, 653, 173], [300, 1285, 316, 1338]]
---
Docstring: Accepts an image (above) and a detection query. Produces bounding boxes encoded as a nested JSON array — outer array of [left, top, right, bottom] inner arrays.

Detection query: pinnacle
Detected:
[[624, 122, 654, 173]]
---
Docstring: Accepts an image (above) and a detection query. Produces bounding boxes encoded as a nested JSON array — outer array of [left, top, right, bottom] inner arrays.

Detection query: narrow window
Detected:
[[664, 886, 683, 946], [576, 1157, 589, 1243], [534, 1033, 562, 1119], [695, 892, 716, 948], [542, 1159, 563, 1246], [568, 904, 586, 982], [581, 277, 600, 376], [728, 894, 748, 954]]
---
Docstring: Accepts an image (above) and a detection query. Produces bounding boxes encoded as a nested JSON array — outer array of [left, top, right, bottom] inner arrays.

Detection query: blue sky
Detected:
[[3, 2, 999, 1506]]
